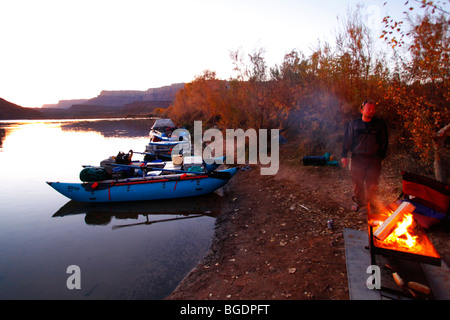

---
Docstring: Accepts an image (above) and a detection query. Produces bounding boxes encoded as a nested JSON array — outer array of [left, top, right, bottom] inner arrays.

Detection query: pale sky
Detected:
[[0, 0, 417, 108]]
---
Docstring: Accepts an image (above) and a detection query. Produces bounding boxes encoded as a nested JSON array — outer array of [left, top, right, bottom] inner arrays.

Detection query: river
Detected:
[[0, 118, 220, 299]]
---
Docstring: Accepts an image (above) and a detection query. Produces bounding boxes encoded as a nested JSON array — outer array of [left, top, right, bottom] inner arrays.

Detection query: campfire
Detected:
[[368, 201, 441, 266], [364, 201, 442, 299]]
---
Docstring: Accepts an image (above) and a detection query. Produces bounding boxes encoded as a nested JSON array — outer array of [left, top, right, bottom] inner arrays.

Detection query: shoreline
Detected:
[[167, 158, 362, 300], [167, 149, 450, 300]]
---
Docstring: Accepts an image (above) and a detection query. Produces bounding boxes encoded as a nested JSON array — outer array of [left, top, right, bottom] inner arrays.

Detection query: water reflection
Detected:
[[60, 118, 156, 138], [53, 194, 222, 227], [0, 128, 5, 148]]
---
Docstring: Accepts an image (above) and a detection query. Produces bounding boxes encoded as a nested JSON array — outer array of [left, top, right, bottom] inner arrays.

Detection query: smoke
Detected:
[[287, 89, 347, 156]]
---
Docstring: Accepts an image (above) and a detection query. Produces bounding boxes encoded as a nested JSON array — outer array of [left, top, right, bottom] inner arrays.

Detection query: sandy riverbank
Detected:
[[167, 145, 449, 300]]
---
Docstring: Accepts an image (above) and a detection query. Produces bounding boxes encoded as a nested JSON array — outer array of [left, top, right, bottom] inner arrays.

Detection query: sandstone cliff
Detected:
[[81, 83, 184, 108]]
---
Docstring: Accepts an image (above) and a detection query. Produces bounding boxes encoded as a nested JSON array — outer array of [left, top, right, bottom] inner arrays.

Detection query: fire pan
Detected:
[[369, 226, 441, 267]]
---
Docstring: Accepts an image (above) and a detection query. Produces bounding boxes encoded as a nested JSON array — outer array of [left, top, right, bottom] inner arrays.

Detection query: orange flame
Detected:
[[371, 209, 440, 258], [383, 213, 417, 248]]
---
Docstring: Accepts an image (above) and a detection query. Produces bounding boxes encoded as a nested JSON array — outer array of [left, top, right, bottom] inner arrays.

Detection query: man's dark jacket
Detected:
[[341, 117, 388, 159]]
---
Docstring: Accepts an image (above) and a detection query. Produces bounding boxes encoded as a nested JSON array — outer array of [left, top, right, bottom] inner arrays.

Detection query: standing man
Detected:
[[341, 100, 388, 212]]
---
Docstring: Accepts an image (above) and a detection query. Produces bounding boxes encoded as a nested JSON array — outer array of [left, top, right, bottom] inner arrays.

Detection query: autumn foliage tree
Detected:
[[168, 8, 391, 155], [380, 0, 450, 182], [166, 3, 449, 182], [167, 70, 229, 128]]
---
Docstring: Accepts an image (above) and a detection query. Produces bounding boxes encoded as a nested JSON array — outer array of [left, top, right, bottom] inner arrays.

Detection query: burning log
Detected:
[[370, 201, 441, 266], [373, 202, 416, 241]]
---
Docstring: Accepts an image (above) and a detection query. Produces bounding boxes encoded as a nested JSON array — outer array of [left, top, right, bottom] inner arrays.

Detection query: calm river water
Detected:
[[0, 118, 220, 300]]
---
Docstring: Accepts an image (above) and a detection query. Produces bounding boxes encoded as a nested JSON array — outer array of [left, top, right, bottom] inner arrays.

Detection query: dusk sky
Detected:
[[0, 0, 427, 108]]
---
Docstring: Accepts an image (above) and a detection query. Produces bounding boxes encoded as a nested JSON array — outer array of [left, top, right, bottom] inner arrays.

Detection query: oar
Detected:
[[148, 141, 188, 146], [133, 151, 168, 156], [112, 214, 204, 229], [133, 151, 150, 155], [110, 163, 206, 175]]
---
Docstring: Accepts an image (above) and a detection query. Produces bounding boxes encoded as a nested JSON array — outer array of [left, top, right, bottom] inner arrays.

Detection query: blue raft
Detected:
[[47, 167, 238, 203]]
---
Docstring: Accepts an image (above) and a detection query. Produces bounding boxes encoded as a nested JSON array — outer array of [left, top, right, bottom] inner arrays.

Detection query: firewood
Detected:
[[408, 282, 431, 295], [374, 202, 416, 241], [393, 272, 404, 287]]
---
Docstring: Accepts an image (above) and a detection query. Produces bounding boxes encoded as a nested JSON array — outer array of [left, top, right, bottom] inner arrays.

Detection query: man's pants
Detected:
[[350, 155, 382, 207]]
